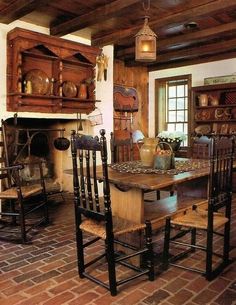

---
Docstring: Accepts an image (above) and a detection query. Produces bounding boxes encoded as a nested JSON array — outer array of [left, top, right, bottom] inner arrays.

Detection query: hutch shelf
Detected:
[[191, 82, 236, 135], [7, 27, 101, 114]]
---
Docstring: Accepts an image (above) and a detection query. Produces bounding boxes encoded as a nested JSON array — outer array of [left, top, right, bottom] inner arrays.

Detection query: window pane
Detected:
[[168, 86, 176, 98], [176, 110, 184, 121], [169, 98, 176, 110], [177, 98, 185, 109], [185, 97, 188, 108], [175, 123, 183, 132], [185, 110, 188, 120], [168, 111, 176, 122], [183, 124, 188, 134], [167, 124, 175, 132], [177, 85, 185, 97]]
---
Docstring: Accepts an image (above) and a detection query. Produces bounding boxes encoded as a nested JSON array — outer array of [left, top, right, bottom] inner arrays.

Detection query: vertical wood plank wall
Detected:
[[113, 60, 148, 136]]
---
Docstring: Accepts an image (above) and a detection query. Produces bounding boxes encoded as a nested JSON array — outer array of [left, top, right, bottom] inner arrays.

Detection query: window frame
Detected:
[[154, 74, 192, 148]]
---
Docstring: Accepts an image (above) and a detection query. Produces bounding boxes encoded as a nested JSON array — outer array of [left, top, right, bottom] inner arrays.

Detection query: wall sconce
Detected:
[[135, 0, 157, 62]]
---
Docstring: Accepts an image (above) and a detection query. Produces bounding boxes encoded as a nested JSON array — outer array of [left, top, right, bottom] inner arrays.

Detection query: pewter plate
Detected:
[[25, 69, 50, 95]]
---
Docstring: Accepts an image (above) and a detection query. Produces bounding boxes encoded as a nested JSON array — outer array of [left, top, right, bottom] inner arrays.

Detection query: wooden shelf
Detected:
[[196, 104, 236, 109], [7, 27, 101, 114], [8, 92, 99, 103], [195, 119, 236, 123], [192, 82, 236, 92], [62, 58, 94, 67], [22, 51, 58, 61], [191, 82, 236, 135]]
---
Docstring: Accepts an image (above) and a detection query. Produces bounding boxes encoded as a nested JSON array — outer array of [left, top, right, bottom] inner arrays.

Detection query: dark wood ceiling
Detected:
[[1, 0, 236, 71]]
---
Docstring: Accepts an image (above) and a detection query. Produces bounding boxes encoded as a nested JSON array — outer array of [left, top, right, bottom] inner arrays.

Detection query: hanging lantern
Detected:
[[135, 0, 157, 62], [135, 16, 157, 62]]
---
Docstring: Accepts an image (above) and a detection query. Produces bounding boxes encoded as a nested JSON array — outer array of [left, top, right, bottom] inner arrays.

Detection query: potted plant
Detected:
[[157, 130, 186, 151]]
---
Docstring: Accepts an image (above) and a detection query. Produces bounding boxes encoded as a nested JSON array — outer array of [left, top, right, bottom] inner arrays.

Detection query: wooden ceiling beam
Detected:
[[0, 0, 50, 24], [147, 51, 236, 71], [116, 21, 236, 58], [50, 0, 141, 37], [92, 0, 236, 46], [124, 36, 236, 68], [152, 37, 236, 62], [141, 37, 236, 70]]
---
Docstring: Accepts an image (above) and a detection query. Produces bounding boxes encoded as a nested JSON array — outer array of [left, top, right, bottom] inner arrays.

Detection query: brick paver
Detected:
[[0, 194, 235, 304]]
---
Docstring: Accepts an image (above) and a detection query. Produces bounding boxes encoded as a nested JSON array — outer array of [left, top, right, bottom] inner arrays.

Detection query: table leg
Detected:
[[110, 185, 144, 265], [110, 185, 144, 223]]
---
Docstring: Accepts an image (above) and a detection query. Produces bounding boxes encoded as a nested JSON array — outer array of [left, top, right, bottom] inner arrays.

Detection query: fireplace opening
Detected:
[[30, 132, 50, 157], [4, 118, 69, 196], [17, 131, 52, 184], [3, 116, 92, 195]]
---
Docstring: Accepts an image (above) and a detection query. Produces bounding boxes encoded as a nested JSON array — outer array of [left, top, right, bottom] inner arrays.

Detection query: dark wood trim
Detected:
[[0, 0, 50, 24], [50, 0, 141, 37], [92, 0, 236, 46], [117, 21, 236, 58], [154, 74, 192, 141]]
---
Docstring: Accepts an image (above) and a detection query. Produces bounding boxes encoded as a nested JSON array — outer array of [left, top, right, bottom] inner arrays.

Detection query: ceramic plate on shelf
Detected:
[[194, 110, 210, 121], [25, 69, 50, 95], [214, 108, 225, 119], [195, 125, 211, 134], [62, 81, 77, 98], [194, 111, 201, 120], [200, 109, 211, 120]]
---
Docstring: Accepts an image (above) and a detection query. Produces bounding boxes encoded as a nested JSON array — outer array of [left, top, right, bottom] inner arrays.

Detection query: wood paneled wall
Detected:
[[113, 59, 148, 136]]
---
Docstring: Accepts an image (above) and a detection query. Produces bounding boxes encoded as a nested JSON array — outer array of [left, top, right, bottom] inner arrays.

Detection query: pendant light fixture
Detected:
[[135, 0, 157, 62]]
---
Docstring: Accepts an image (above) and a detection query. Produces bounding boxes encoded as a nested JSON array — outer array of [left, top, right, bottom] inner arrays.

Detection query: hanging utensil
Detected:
[[76, 113, 83, 132], [54, 129, 70, 151], [79, 113, 83, 131]]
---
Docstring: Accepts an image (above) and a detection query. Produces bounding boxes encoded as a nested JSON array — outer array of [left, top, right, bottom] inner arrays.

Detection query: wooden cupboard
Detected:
[[7, 27, 101, 114], [191, 82, 236, 135]]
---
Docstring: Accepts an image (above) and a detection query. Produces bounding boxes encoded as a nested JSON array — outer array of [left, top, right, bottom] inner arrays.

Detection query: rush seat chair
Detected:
[[163, 135, 234, 280], [71, 129, 154, 296], [0, 121, 49, 243]]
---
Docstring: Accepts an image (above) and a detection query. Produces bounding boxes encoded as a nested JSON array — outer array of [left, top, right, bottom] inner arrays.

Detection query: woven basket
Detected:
[[154, 142, 175, 170]]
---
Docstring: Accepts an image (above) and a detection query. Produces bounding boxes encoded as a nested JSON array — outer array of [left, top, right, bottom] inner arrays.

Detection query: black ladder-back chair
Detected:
[[71, 129, 154, 296], [191, 135, 212, 159], [163, 135, 234, 280], [110, 130, 133, 163], [0, 120, 49, 243]]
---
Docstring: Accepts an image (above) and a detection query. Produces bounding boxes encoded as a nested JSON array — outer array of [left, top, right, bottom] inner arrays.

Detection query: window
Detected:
[[155, 75, 191, 146]]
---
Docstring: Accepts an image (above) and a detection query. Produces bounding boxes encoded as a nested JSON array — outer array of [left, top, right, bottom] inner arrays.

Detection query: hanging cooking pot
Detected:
[[54, 129, 70, 151]]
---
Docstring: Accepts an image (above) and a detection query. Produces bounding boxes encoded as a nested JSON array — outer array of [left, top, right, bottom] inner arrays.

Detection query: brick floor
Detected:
[[0, 194, 235, 305]]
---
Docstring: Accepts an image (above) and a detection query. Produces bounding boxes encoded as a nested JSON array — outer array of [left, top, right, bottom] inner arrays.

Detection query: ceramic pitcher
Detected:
[[137, 137, 158, 167], [198, 94, 208, 106], [78, 83, 87, 99]]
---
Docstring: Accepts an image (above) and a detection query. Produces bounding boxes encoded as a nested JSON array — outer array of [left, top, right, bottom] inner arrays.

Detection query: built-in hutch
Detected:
[[7, 27, 101, 114], [191, 82, 236, 135]]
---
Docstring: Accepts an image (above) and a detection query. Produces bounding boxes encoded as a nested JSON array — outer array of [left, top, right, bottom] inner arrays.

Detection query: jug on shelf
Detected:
[[137, 137, 159, 167], [198, 94, 208, 106], [208, 95, 219, 106], [78, 83, 88, 99]]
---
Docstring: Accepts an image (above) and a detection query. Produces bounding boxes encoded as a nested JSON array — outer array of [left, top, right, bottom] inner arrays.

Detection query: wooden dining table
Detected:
[[100, 160, 209, 226], [65, 159, 210, 230]]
